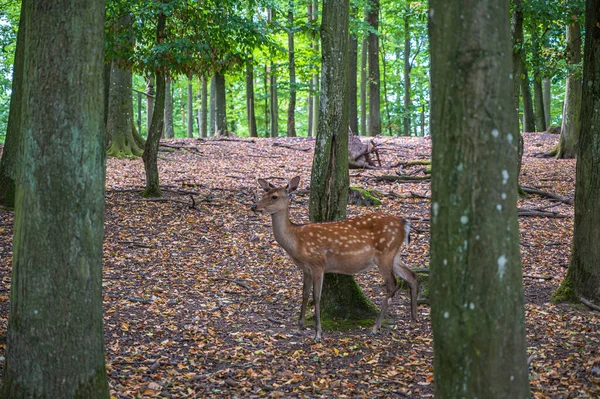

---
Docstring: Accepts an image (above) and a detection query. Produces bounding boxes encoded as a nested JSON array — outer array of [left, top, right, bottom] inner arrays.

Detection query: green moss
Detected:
[[348, 186, 382, 206], [552, 272, 577, 303]]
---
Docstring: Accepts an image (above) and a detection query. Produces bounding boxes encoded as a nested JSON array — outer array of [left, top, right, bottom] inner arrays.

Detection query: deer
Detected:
[[251, 176, 418, 340]]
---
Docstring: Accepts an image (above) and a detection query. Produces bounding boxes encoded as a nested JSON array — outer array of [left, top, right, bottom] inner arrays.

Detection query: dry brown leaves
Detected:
[[0, 133, 598, 398]]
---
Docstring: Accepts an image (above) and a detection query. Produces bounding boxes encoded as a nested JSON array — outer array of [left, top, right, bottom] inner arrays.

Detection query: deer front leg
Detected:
[[373, 270, 397, 333], [298, 270, 312, 330], [312, 271, 324, 340]]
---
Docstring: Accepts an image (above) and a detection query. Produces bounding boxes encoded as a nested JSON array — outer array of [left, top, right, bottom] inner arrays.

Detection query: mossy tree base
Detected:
[[552, 270, 577, 303], [107, 125, 145, 159], [348, 186, 382, 206], [318, 274, 379, 323]]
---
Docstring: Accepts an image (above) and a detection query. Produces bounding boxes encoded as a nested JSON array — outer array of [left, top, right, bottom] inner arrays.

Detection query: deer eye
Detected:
[[271, 195, 278, 200]]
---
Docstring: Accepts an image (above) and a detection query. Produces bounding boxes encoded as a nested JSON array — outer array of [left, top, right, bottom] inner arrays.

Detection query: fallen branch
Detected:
[[214, 277, 251, 290], [521, 186, 573, 205], [518, 209, 568, 218], [375, 175, 431, 183], [104, 293, 152, 304], [523, 274, 553, 280], [580, 297, 600, 312], [272, 142, 311, 152]]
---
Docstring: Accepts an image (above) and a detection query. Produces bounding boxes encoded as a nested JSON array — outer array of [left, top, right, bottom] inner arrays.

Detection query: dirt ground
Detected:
[[0, 133, 598, 398]]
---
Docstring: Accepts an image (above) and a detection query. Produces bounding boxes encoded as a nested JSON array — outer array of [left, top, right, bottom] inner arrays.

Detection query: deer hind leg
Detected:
[[373, 265, 399, 333], [312, 271, 324, 340], [393, 252, 418, 322], [298, 270, 312, 330]]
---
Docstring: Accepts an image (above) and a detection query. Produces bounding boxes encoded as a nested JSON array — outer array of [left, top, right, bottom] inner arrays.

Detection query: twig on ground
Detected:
[[521, 186, 573, 205], [518, 209, 568, 218], [375, 175, 431, 183], [214, 277, 251, 290], [580, 297, 600, 312], [523, 274, 553, 280], [272, 142, 311, 152]]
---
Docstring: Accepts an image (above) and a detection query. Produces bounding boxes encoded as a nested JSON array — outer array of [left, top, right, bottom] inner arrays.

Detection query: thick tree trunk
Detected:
[[209, 74, 216, 136], [307, 4, 313, 137], [543, 77, 551, 127], [311, 0, 320, 138], [554, 0, 600, 305], [200, 76, 208, 138], [0, 1, 25, 208], [2, 1, 109, 397], [164, 77, 175, 138], [367, 0, 381, 137], [187, 81, 194, 138], [557, 21, 582, 159], [309, 0, 377, 321], [246, 60, 258, 137], [214, 71, 227, 135], [403, 2, 412, 136], [511, 0, 525, 188], [429, 0, 530, 396], [142, 13, 166, 198], [348, 32, 359, 135], [360, 33, 368, 136], [287, 4, 297, 137]]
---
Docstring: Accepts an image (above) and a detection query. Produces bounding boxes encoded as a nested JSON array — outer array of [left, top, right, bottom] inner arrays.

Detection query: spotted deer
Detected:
[[251, 176, 418, 340]]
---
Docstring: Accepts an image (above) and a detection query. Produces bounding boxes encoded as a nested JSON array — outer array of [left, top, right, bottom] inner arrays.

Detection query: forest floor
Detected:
[[0, 133, 599, 398]]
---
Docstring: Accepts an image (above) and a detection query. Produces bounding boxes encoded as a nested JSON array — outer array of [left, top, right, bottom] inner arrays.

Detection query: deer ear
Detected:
[[258, 178, 275, 192], [286, 176, 300, 193]]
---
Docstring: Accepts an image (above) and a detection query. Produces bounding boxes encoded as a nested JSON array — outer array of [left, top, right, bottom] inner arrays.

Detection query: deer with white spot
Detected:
[[251, 176, 418, 340]]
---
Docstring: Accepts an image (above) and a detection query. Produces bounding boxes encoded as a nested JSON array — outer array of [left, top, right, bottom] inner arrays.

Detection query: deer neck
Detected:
[[270, 206, 298, 254]]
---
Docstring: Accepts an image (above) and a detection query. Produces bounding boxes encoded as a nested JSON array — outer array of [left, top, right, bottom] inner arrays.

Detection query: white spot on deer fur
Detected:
[[501, 192, 507, 200], [497, 255, 507, 280], [309, 232, 314, 237], [502, 170, 509, 185], [497, 204, 502, 212], [460, 215, 468, 224], [444, 312, 449, 319], [379, 237, 386, 243], [491, 128, 499, 138]]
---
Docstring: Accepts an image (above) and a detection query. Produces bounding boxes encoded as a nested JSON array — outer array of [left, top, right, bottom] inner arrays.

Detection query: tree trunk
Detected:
[[214, 71, 227, 135], [2, 1, 110, 397], [557, 21, 582, 159], [287, 4, 297, 137], [367, 0, 381, 137], [142, 13, 166, 198], [106, 13, 144, 158], [511, 0, 525, 189], [104, 62, 111, 127], [360, 25, 367, 136], [349, 32, 359, 135], [270, 66, 278, 138], [521, 63, 536, 132], [0, 1, 25, 208], [187, 80, 194, 138], [307, 4, 313, 137], [246, 60, 258, 137], [403, 2, 412, 136], [533, 75, 546, 131], [200, 76, 207, 138], [146, 77, 154, 136], [311, 0, 320, 138], [309, 0, 377, 321], [554, 0, 600, 305], [209, 74, 216, 136], [264, 64, 269, 136], [543, 77, 551, 127], [164, 76, 175, 138], [429, 0, 530, 396], [380, 30, 392, 136]]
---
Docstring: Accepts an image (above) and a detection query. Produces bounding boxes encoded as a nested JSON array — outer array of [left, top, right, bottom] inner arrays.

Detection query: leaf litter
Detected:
[[0, 133, 598, 398]]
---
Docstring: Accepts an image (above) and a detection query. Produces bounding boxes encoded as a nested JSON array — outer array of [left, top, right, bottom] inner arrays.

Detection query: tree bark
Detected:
[[367, 0, 381, 137], [309, 0, 377, 321], [554, 0, 600, 305], [200, 76, 207, 138], [0, 1, 25, 208], [311, 0, 320, 138], [360, 25, 368, 136], [209, 74, 216, 136], [349, 31, 359, 135], [307, 4, 313, 137], [287, 3, 297, 137], [214, 71, 227, 135], [543, 77, 551, 127], [106, 13, 144, 158], [429, 0, 530, 396], [164, 76, 175, 138], [533, 75, 546, 131], [142, 13, 166, 198], [521, 63, 536, 132], [246, 60, 258, 137], [557, 21, 582, 159], [403, 1, 412, 136], [2, 1, 110, 397], [187, 80, 194, 138], [146, 77, 154, 136], [511, 0, 525, 188], [380, 30, 392, 136]]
